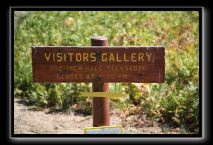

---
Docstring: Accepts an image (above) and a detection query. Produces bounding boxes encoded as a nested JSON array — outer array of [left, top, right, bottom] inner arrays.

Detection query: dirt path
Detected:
[[14, 98, 164, 134]]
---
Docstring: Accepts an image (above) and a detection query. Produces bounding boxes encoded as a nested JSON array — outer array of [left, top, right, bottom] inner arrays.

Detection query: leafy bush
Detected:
[[141, 47, 199, 133]]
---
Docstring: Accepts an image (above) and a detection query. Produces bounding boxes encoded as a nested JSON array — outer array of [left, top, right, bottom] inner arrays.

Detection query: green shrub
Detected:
[[141, 47, 199, 133]]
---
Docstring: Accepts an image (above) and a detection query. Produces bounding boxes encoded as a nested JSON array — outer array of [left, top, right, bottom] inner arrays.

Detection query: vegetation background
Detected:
[[14, 11, 199, 133]]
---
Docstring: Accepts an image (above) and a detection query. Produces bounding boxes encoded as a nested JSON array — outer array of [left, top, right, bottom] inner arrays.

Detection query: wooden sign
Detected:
[[32, 46, 165, 83], [84, 125, 123, 134]]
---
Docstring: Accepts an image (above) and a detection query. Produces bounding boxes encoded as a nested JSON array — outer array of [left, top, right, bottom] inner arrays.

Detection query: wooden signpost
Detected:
[[32, 36, 165, 133], [32, 47, 165, 83]]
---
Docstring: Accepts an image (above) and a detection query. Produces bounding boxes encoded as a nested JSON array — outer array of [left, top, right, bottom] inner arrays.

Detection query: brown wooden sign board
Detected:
[[32, 46, 165, 83]]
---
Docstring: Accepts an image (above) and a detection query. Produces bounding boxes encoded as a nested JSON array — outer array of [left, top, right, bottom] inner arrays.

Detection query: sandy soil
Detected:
[[14, 98, 165, 134]]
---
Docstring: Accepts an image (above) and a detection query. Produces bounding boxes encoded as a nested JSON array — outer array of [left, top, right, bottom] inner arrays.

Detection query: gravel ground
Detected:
[[14, 98, 167, 134]]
